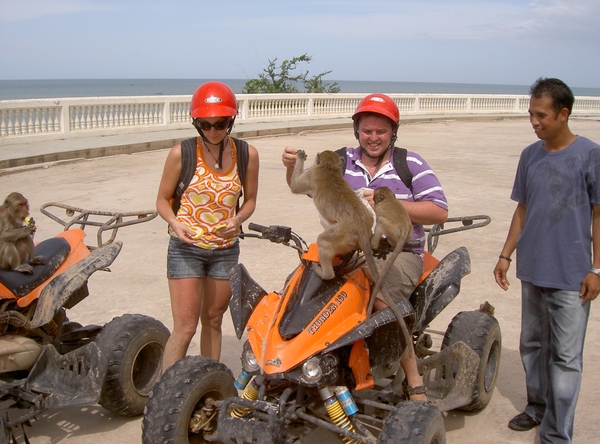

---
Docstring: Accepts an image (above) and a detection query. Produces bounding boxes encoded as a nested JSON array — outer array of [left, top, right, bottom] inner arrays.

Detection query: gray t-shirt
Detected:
[[511, 136, 600, 290]]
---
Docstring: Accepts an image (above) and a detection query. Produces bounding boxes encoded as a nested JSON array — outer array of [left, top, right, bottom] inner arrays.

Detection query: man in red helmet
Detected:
[[282, 93, 448, 400], [157, 81, 260, 369]]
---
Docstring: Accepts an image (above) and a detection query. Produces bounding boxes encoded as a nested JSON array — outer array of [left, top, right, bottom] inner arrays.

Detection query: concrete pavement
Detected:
[[1, 116, 600, 443]]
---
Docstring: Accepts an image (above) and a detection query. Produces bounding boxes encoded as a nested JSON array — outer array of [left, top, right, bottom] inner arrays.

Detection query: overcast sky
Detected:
[[1, 0, 599, 88]]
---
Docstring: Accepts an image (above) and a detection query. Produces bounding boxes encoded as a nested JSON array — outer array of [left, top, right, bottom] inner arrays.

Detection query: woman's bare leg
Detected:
[[199, 278, 233, 361], [161, 277, 203, 372]]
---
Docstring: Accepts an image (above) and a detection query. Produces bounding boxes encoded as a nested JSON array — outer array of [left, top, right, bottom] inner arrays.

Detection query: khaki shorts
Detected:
[[375, 251, 423, 303]]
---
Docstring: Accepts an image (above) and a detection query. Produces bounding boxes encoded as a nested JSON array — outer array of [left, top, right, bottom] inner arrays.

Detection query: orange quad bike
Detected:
[[142, 216, 497, 444], [0, 203, 170, 443]]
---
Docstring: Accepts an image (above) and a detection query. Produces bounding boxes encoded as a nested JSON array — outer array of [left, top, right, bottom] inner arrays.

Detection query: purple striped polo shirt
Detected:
[[342, 146, 448, 257]]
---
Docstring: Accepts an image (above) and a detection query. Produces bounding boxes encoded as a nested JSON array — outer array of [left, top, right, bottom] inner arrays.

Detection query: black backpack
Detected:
[[171, 137, 249, 214], [335, 146, 413, 191]]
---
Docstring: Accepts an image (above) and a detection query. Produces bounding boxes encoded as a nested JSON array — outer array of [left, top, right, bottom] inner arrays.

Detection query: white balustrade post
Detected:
[[61, 102, 70, 135], [239, 98, 248, 121], [164, 100, 171, 125]]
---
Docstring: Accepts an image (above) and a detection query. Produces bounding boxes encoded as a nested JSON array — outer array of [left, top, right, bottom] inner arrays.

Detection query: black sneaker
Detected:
[[508, 412, 540, 431]]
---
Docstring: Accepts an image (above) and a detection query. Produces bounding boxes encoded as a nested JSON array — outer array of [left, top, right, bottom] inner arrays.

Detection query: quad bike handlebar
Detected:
[[243, 215, 491, 257], [243, 223, 308, 256], [40, 202, 158, 248]]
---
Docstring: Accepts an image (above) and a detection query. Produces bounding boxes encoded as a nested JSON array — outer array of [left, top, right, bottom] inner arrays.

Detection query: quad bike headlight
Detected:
[[242, 346, 260, 373], [302, 357, 323, 383]]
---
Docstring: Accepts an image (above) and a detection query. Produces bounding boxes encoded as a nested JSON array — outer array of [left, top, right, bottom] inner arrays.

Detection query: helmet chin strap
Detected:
[[193, 117, 236, 168], [359, 132, 398, 167], [361, 145, 389, 166]]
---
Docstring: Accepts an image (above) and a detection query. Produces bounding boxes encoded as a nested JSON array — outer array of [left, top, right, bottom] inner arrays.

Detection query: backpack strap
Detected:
[[392, 147, 413, 191], [171, 137, 197, 214], [335, 146, 413, 191], [231, 138, 249, 216], [232, 137, 249, 187], [171, 137, 250, 215]]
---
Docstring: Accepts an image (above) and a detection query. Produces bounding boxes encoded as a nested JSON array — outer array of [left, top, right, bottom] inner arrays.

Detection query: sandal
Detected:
[[402, 380, 428, 401]]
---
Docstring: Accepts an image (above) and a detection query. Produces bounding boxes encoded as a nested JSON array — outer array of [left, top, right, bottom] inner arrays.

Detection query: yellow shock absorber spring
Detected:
[[230, 377, 260, 418], [323, 395, 359, 444], [43, 320, 58, 337]]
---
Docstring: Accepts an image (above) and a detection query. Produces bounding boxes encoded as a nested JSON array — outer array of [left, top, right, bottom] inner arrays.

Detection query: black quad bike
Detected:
[[142, 215, 497, 444], [0, 203, 170, 443]]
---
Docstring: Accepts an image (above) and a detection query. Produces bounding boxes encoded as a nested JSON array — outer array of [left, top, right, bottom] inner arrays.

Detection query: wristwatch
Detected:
[[590, 267, 600, 278]]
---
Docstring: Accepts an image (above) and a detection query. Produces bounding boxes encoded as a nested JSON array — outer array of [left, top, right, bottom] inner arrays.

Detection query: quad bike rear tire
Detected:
[[441, 310, 501, 412], [141, 355, 236, 444], [95, 314, 169, 416], [379, 401, 446, 444]]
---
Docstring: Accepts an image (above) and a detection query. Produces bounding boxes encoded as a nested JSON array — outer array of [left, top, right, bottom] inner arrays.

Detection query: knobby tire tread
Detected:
[[379, 401, 445, 444], [95, 313, 170, 416], [141, 355, 236, 444], [441, 310, 501, 412]]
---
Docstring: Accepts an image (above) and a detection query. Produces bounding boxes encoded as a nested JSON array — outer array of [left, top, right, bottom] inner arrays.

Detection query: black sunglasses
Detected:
[[193, 118, 230, 131]]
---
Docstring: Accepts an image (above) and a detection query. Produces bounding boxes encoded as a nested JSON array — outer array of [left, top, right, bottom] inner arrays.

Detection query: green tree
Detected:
[[304, 71, 340, 93], [243, 54, 339, 94]]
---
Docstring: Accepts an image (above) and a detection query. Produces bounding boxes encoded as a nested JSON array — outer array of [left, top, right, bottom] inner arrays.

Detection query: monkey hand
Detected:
[[296, 149, 307, 161], [24, 216, 36, 234], [20, 225, 36, 237]]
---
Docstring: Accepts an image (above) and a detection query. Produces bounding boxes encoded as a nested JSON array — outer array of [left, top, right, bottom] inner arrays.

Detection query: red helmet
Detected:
[[352, 93, 399, 125], [190, 81, 237, 118]]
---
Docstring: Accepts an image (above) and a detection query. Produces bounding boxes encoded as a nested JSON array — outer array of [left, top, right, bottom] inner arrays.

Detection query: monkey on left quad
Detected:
[[0, 200, 169, 442]]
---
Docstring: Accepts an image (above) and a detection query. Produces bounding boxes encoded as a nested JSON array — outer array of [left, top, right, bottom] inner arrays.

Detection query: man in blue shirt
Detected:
[[494, 78, 600, 443]]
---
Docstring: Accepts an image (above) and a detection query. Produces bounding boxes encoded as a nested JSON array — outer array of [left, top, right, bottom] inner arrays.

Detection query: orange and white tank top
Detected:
[[171, 138, 242, 249]]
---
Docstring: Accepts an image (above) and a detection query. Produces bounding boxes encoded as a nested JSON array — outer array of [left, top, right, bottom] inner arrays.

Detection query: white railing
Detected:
[[1, 93, 599, 142]]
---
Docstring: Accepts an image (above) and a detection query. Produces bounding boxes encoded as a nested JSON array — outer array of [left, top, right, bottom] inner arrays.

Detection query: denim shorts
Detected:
[[167, 237, 240, 279]]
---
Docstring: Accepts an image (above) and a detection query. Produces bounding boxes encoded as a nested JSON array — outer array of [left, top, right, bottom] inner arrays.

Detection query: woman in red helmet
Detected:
[[157, 81, 259, 368], [282, 93, 448, 401]]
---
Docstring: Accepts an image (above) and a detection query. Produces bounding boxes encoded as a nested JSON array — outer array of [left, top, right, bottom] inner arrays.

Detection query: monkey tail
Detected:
[[364, 242, 414, 359]]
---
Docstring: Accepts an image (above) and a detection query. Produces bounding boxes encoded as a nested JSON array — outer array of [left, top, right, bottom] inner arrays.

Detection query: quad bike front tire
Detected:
[[95, 314, 170, 416], [141, 355, 236, 444], [379, 401, 446, 444], [441, 310, 501, 412]]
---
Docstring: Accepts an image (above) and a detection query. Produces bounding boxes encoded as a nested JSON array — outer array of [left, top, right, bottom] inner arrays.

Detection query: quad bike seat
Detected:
[[0, 237, 71, 298]]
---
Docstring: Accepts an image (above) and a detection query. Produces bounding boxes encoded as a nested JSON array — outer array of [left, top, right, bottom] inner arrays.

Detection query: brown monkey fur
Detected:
[[289, 152, 412, 356], [367, 186, 415, 356], [0, 192, 45, 273], [367, 186, 414, 318], [289, 149, 379, 281], [477, 301, 495, 317]]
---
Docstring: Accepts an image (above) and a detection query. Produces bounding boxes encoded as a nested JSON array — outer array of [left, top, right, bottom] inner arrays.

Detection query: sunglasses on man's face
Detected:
[[194, 118, 230, 131]]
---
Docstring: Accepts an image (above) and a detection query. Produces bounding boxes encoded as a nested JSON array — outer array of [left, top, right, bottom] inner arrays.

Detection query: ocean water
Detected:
[[1, 78, 599, 100]]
